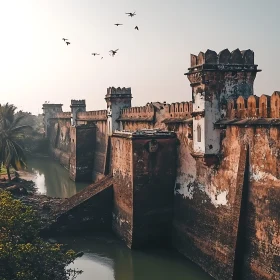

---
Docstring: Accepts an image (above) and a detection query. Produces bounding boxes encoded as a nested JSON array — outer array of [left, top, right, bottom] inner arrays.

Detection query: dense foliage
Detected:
[[0, 103, 31, 181], [0, 191, 82, 280]]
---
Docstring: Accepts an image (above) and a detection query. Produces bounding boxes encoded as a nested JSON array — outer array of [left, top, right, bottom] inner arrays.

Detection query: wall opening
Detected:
[[197, 125, 201, 142], [233, 147, 250, 280]]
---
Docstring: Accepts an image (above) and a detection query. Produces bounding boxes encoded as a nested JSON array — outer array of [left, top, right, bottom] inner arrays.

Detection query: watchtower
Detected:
[[105, 87, 132, 136], [42, 103, 63, 137], [70, 100, 86, 126], [185, 49, 261, 162]]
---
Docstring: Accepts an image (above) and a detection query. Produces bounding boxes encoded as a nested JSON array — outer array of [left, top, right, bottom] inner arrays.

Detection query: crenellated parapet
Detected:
[[105, 86, 132, 136], [225, 92, 280, 119], [70, 99, 86, 106], [186, 48, 262, 157], [118, 104, 155, 122], [70, 100, 86, 126], [164, 101, 193, 118], [187, 49, 261, 92], [105, 87, 132, 100], [190, 48, 256, 68], [53, 112, 72, 119], [162, 101, 193, 123], [77, 110, 107, 121]]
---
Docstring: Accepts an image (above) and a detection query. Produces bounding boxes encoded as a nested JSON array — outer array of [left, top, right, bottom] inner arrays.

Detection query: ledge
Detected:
[[215, 118, 280, 127], [185, 64, 261, 75], [113, 129, 177, 139], [191, 111, 205, 117]]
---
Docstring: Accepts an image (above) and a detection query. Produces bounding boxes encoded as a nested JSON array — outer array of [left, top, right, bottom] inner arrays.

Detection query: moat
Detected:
[[25, 157, 213, 280]]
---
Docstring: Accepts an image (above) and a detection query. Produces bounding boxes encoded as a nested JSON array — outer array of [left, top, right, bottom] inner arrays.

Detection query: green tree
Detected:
[[0, 103, 31, 181], [0, 191, 82, 280]]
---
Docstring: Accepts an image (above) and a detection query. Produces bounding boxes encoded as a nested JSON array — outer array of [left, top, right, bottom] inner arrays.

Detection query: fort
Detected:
[[43, 49, 280, 280]]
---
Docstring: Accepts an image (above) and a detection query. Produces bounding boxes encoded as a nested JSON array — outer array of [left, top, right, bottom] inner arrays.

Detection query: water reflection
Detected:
[[26, 157, 88, 198], [61, 234, 213, 280], [27, 158, 213, 280]]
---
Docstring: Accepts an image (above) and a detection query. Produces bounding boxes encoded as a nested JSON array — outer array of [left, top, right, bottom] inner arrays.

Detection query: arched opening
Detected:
[[197, 125, 202, 143]]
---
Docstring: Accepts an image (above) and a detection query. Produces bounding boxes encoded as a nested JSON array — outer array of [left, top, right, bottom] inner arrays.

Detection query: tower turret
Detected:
[[105, 87, 132, 135], [70, 100, 86, 126], [185, 49, 261, 161], [42, 103, 63, 137]]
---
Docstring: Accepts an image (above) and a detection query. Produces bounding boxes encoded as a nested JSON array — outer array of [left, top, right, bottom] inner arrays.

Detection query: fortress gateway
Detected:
[[43, 49, 280, 280]]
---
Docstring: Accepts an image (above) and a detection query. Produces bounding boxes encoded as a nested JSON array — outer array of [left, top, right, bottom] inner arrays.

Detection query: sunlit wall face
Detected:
[[0, 0, 279, 114]]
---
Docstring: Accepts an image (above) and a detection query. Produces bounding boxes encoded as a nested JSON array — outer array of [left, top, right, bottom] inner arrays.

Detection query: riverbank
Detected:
[[0, 158, 214, 280], [0, 171, 63, 229]]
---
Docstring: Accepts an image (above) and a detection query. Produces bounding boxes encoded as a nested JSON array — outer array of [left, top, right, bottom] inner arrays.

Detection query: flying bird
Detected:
[[135, 26, 139, 30], [109, 49, 119, 57], [125, 12, 136, 17], [114, 23, 123, 26], [66, 41, 70, 46], [92, 53, 100, 56], [101, 57, 104, 59], [62, 38, 68, 41]]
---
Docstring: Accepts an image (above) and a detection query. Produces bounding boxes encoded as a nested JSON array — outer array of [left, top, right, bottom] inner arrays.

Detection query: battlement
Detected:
[[53, 112, 71, 119], [164, 101, 193, 118], [187, 49, 261, 75], [105, 87, 132, 99], [162, 102, 193, 124], [77, 110, 107, 121], [225, 92, 280, 119], [70, 99, 86, 107], [190, 48, 255, 67], [118, 104, 155, 121], [42, 103, 63, 110]]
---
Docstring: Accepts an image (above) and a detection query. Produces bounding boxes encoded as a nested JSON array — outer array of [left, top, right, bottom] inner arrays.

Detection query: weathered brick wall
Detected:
[[120, 120, 154, 131], [92, 120, 108, 181], [173, 124, 280, 280], [241, 126, 280, 280], [111, 136, 133, 247], [48, 118, 71, 168], [69, 126, 96, 182], [173, 125, 245, 279], [132, 137, 177, 249]]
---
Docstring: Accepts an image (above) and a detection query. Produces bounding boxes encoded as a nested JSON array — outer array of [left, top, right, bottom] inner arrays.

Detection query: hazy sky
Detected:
[[0, 0, 279, 114]]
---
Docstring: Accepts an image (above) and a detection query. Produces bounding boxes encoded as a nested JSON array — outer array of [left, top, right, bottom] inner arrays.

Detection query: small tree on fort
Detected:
[[0, 103, 31, 181]]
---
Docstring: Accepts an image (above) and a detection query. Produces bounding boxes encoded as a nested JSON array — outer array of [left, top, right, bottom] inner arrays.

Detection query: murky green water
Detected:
[[26, 157, 213, 280], [26, 157, 88, 198]]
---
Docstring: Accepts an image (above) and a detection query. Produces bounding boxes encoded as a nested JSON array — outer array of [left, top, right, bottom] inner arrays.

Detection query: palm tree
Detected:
[[0, 103, 32, 181]]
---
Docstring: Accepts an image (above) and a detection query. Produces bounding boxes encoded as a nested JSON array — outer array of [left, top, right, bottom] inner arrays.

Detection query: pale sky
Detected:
[[0, 0, 279, 114]]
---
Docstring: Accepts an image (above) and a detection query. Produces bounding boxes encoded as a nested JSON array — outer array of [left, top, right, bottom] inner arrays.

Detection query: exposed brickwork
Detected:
[[110, 131, 177, 249], [69, 125, 96, 182], [111, 135, 133, 247], [132, 135, 177, 248], [43, 49, 280, 280], [92, 120, 108, 181]]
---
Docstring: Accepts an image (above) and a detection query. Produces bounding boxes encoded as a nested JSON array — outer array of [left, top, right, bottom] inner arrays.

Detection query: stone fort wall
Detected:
[[43, 49, 280, 280]]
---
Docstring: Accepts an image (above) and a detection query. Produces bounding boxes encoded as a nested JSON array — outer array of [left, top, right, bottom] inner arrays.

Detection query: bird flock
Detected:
[[62, 11, 138, 59]]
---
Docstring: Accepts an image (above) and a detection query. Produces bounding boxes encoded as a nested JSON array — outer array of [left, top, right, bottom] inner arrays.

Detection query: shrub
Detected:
[[0, 191, 82, 280]]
